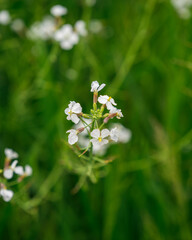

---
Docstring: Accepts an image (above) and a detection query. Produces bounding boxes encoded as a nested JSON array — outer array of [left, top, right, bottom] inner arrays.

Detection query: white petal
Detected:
[[90, 139, 100, 147], [72, 103, 82, 113], [71, 114, 80, 124], [4, 148, 18, 160], [91, 81, 99, 92], [25, 165, 33, 176], [110, 127, 119, 142], [68, 133, 78, 145], [91, 129, 100, 139], [101, 129, 110, 138], [106, 102, 114, 110], [50, 5, 67, 17], [3, 169, 13, 179], [60, 40, 73, 50], [98, 95, 108, 104], [101, 139, 108, 145], [97, 83, 106, 92], [1, 189, 14, 202], [68, 101, 76, 108], [11, 160, 18, 169], [67, 115, 71, 121], [64, 108, 70, 115], [14, 166, 24, 175], [70, 32, 79, 45], [110, 98, 117, 106]]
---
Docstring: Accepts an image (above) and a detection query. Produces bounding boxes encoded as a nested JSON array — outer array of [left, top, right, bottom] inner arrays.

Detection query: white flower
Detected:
[[171, 0, 192, 19], [110, 107, 123, 119], [24, 165, 33, 176], [27, 17, 56, 40], [90, 129, 110, 147], [110, 123, 132, 143], [0, 189, 14, 202], [0, 10, 11, 25], [67, 129, 79, 145], [64, 101, 82, 124], [98, 95, 117, 110], [50, 5, 67, 17], [91, 81, 105, 92], [75, 20, 87, 36], [11, 19, 25, 32], [4, 148, 18, 160], [54, 24, 79, 50], [3, 160, 24, 179], [110, 127, 119, 142], [89, 20, 103, 34]]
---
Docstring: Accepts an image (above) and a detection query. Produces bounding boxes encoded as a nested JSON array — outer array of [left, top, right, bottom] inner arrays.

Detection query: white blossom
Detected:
[[171, 0, 192, 19], [24, 165, 33, 176], [110, 127, 119, 142], [67, 129, 79, 145], [64, 101, 82, 124], [110, 107, 123, 119], [90, 129, 110, 147], [75, 20, 87, 36], [98, 95, 117, 110], [89, 20, 103, 34], [50, 5, 67, 17], [0, 10, 11, 25], [54, 24, 79, 50], [3, 160, 24, 179], [0, 189, 14, 202], [4, 148, 18, 160], [91, 81, 105, 92], [11, 19, 25, 32], [110, 123, 132, 143], [27, 17, 56, 40]]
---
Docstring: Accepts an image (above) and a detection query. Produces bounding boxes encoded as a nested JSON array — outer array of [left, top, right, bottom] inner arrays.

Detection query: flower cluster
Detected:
[[0, 148, 32, 202], [65, 81, 130, 153], [171, 0, 192, 19], [27, 5, 87, 50]]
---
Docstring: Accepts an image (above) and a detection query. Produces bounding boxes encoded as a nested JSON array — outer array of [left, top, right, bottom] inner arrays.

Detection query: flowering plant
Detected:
[[64, 81, 130, 193], [0, 148, 32, 202]]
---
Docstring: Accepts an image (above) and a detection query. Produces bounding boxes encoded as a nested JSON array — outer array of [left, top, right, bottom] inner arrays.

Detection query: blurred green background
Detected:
[[1, 0, 192, 239]]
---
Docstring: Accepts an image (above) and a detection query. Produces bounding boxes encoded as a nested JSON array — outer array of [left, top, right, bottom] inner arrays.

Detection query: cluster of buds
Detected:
[[65, 81, 125, 152], [0, 148, 32, 202]]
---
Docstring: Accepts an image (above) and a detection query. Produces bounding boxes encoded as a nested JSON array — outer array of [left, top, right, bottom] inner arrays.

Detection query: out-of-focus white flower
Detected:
[[110, 123, 132, 143], [171, 0, 192, 19], [93, 143, 108, 155], [65, 68, 78, 80], [50, 5, 67, 17], [85, 0, 97, 7], [89, 20, 103, 33], [24, 165, 33, 176], [75, 20, 87, 36], [110, 107, 123, 119], [3, 160, 24, 179], [110, 127, 119, 142], [27, 17, 56, 40], [54, 24, 79, 50], [0, 10, 11, 25], [64, 101, 82, 124], [67, 129, 79, 145], [91, 81, 105, 92], [0, 189, 14, 202], [11, 19, 25, 32], [4, 148, 18, 160], [90, 129, 110, 147], [98, 95, 117, 110]]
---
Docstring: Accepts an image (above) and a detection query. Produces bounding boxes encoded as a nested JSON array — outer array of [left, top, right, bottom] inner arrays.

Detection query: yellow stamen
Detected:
[[68, 110, 73, 115], [98, 137, 102, 142], [108, 96, 112, 101]]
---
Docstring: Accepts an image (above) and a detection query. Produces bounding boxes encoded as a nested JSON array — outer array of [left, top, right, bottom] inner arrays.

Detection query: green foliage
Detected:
[[0, 0, 192, 239]]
